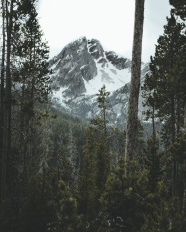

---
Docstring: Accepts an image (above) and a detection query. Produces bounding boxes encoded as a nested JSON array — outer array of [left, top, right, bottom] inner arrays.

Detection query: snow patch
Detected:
[[80, 65, 87, 70], [82, 58, 131, 95]]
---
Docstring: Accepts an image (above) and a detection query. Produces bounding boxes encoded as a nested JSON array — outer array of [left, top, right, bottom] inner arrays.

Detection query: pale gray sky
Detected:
[[38, 0, 171, 62]]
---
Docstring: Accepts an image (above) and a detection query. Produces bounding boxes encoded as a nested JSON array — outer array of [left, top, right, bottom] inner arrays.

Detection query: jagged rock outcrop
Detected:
[[106, 51, 131, 70], [50, 37, 98, 97], [49, 36, 150, 128]]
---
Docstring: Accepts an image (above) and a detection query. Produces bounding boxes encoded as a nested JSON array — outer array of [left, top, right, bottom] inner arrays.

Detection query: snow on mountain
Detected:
[[82, 58, 131, 95], [49, 36, 149, 128]]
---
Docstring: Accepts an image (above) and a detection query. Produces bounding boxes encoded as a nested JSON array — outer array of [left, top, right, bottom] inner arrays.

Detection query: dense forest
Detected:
[[0, 0, 186, 231]]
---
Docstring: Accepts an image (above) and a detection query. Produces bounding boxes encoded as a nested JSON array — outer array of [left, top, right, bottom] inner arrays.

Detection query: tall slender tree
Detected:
[[0, 0, 6, 204], [0, 0, 15, 204], [143, 12, 186, 194], [77, 85, 110, 231], [125, 0, 145, 162], [14, 0, 50, 181]]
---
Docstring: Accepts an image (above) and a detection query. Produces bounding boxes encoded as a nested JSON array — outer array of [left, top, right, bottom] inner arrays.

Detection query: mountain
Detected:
[[49, 36, 150, 129]]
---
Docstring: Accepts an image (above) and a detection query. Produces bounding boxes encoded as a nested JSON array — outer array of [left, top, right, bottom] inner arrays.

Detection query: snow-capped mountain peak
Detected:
[[49, 36, 149, 128], [49, 36, 131, 97]]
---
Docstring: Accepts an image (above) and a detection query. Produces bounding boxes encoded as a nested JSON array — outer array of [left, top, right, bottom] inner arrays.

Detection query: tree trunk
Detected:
[[182, 100, 186, 214], [4, 0, 14, 190], [184, 100, 186, 130], [0, 0, 6, 204], [125, 0, 145, 162]]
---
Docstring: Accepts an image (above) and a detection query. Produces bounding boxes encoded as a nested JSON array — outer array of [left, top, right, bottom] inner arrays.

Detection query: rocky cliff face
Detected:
[[50, 37, 96, 97], [49, 37, 149, 128]]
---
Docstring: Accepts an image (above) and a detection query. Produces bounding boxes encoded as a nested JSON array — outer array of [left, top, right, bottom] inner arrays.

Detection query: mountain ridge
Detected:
[[49, 36, 149, 128]]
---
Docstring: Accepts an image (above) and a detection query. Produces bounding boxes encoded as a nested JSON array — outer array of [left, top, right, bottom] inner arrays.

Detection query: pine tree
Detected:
[[12, 0, 50, 188], [77, 127, 98, 231], [95, 85, 110, 190], [142, 11, 186, 199], [77, 85, 110, 231], [0, 1, 51, 230], [96, 84, 110, 138], [100, 154, 171, 232], [50, 180, 81, 232], [144, 137, 161, 192], [143, 13, 186, 147]]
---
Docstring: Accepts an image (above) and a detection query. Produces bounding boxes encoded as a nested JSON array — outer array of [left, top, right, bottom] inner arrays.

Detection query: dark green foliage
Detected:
[[141, 2, 186, 230], [1, 1, 186, 231], [143, 137, 161, 192], [100, 158, 169, 232], [49, 180, 81, 232], [77, 86, 110, 231], [170, 0, 186, 20], [77, 127, 99, 230], [142, 13, 186, 147], [19, 174, 52, 232]]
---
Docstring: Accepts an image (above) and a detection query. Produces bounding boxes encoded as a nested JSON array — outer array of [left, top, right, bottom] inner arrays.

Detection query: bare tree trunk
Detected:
[[0, 0, 6, 204], [184, 101, 186, 130], [125, 0, 145, 162], [4, 0, 14, 190], [170, 95, 177, 197], [182, 100, 186, 214]]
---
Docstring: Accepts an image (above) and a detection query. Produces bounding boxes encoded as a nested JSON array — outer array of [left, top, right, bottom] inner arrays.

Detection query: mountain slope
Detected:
[[49, 36, 149, 128]]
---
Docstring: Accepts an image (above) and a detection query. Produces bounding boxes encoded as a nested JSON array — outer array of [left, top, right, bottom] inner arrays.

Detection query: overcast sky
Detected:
[[38, 0, 171, 62]]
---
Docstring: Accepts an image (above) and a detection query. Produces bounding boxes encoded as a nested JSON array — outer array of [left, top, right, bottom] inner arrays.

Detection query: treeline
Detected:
[[0, 0, 186, 232]]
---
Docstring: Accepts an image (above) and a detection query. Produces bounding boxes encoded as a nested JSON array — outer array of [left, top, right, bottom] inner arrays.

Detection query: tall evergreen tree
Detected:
[[77, 85, 110, 231], [0, 1, 50, 230], [12, 0, 50, 186], [143, 6, 186, 207], [143, 13, 186, 146]]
